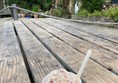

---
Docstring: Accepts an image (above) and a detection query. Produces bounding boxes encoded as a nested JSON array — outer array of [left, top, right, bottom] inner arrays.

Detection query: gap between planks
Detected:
[[41, 18, 118, 55], [13, 20, 64, 83], [30, 18, 118, 75], [19, 18, 118, 83]]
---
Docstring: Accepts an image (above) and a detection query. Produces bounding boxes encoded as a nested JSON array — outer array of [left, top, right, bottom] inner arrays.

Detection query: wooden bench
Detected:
[[0, 19, 7, 45], [32, 19, 118, 75], [40, 18, 118, 55], [13, 20, 64, 83], [21, 19, 118, 83], [47, 18, 118, 44], [0, 21, 30, 83]]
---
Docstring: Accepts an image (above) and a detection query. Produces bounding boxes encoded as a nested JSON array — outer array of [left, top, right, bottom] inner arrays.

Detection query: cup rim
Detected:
[[42, 72, 82, 83]]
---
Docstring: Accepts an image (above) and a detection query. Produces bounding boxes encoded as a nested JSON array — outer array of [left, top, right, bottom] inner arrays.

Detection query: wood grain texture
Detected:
[[48, 18, 118, 44], [13, 20, 64, 83], [0, 19, 7, 45], [33, 19, 118, 75], [21, 19, 118, 83], [0, 21, 30, 83], [41, 18, 118, 54]]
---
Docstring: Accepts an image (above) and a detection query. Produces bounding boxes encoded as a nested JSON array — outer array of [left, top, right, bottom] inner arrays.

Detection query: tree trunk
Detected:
[[62, 0, 72, 18], [55, 0, 59, 8], [49, 0, 55, 15], [63, 0, 69, 8], [68, 0, 73, 14]]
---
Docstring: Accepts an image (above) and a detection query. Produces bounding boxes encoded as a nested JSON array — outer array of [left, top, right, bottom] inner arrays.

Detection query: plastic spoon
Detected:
[[76, 49, 92, 82]]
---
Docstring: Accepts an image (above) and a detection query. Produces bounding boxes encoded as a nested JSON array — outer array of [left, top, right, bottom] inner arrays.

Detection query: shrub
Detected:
[[62, 9, 71, 18], [52, 8, 71, 18], [81, 0, 105, 13], [43, 3, 51, 11], [78, 7, 118, 18], [103, 7, 118, 17], [92, 11, 102, 17], [78, 9, 103, 17], [114, 16, 118, 22], [77, 6, 118, 22], [32, 5, 40, 12], [52, 8, 63, 17], [78, 9, 90, 17]]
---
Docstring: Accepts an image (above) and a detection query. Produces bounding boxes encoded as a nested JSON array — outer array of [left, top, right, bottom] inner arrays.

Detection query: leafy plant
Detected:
[[52, 8, 71, 18], [62, 8, 71, 18], [81, 0, 105, 13], [92, 11, 102, 17], [114, 16, 118, 22], [8, 0, 52, 11], [32, 5, 40, 12], [43, 3, 51, 11], [52, 8, 63, 17], [103, 7, 118, 17], [78, 9, 90, 17]]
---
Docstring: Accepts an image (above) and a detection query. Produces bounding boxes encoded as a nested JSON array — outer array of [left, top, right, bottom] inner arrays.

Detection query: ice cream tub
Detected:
[[42, 69, 82, 83]]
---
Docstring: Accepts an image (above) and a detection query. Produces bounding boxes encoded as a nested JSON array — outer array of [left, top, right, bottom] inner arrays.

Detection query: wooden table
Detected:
[[0, 18, 118, 83]]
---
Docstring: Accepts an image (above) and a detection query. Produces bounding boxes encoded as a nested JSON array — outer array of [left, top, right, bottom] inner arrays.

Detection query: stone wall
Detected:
[[72, 15, 114, 22]]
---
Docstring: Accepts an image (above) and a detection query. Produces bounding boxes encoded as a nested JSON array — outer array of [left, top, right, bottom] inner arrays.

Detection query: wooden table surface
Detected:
[[0, 18, 118, 83]]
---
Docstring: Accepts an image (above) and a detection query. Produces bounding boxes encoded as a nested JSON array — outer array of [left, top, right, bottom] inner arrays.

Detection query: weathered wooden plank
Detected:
[[30, 19, 118, 75], [0, 19, 7, 45], [13, 20, 64, 83], [48, 18, 118, 44], [41, 18, 118, 55], [0, 21, 30, 83], [22, 19, 118, 83]]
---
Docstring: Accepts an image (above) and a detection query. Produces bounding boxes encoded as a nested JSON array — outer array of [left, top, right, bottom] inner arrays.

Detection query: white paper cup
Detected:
[[42, 72, 82, 83]]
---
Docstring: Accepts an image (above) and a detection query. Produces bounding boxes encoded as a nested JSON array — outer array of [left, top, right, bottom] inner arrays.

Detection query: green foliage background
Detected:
[[8, 0, 52, 11], [81, 0, 105, 13]]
